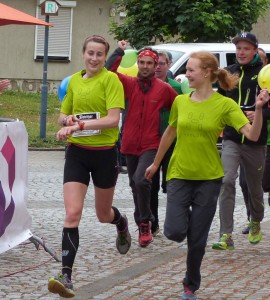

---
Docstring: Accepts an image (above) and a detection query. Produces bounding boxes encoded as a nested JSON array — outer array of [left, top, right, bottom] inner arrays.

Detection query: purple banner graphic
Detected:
[[0, 182, 15, 237], [1, 136, 15, 190], [0, 136, 16, 237]]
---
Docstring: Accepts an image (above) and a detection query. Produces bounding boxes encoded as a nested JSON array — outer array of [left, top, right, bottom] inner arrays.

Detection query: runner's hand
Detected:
[[256, 89, 269, 109], [145, 164, 159, 181]]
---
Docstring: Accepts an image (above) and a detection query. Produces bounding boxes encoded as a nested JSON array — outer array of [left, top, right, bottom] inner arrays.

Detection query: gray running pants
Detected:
[[219, 139, 266, 234], [164, 178, 222, 292]]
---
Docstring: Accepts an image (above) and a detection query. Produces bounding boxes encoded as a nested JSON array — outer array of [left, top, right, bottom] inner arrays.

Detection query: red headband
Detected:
[[138, 49, 158, 64]]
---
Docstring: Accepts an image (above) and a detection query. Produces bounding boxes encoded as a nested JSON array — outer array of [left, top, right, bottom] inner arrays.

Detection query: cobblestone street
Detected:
[[0, 151, 270, 300]]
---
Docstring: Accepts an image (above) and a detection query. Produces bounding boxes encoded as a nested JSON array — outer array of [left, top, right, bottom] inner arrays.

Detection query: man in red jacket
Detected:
[[106, 40, 178, 247]]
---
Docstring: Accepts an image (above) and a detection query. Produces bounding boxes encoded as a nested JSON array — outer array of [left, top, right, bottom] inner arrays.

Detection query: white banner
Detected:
[[0, 120, 32, 254]]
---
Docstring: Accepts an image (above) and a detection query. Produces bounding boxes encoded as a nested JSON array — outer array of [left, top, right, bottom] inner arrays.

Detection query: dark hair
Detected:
[[190, 51, 239, 91], [82, 35, 110, 54], [258, 47, 266, 54]]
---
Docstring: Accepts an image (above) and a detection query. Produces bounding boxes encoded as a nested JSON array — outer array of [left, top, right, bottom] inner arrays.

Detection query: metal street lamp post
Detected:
[[39, 0, 60, 138]]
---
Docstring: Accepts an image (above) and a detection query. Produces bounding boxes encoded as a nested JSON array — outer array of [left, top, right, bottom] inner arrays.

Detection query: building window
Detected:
[[34, 1, 76, 62]]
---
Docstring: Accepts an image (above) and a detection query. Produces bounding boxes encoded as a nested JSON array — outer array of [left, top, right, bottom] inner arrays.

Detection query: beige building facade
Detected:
[[0, 0, 269, 93], [0, 0, 120, 93], [252, 9, 270, 43]]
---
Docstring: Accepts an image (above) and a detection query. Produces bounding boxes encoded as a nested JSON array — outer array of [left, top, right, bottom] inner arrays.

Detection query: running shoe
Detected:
[[152, 225, 160, 237], [182, 283, 197, 300], [48, 273, 75, 298], [138, 222, 153, 247], [116, 214, 131, 254], [212, 233, 235, 250], [242, 222, 250, 234], [248, 220, 262, 244]]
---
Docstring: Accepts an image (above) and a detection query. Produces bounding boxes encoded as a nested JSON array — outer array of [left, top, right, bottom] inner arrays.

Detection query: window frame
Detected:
[[34, 0, 77, 62]]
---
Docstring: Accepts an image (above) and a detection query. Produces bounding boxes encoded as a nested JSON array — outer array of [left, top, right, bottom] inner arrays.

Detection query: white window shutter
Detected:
[[35, 7, 72, 60]]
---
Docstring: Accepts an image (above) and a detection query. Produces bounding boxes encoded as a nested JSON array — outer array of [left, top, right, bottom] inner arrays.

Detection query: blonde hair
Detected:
[[190, 51, 239, 90], [157, 51, 170, 63]]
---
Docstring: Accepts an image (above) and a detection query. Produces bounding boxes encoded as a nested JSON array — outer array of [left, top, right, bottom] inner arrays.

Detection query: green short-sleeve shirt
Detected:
[[167, 92, 249, 180], [61, 68, 124, 147]]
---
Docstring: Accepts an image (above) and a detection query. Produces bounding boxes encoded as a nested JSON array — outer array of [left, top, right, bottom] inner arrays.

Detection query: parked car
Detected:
[[151, 43, 270, 78]]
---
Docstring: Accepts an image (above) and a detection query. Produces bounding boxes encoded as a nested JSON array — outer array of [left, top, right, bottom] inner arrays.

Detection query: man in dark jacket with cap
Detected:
[[212, 32, 270, 250]]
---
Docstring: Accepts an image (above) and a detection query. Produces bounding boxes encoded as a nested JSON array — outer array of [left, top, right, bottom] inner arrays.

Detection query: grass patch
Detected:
[[0, 91, 65, 148]]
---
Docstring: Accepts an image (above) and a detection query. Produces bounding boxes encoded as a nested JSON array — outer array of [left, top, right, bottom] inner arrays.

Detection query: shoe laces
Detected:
[[57, 274, 67, 281], [118, 229, 128, 244], [250, 221, 260, 234], [140, 223, 150, 235], [58, 274, 73, 289], [220, 234, 231, 242]]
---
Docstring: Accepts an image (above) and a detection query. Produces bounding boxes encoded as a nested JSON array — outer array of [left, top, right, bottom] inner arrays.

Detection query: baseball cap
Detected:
[[232, 32, 258, 48]]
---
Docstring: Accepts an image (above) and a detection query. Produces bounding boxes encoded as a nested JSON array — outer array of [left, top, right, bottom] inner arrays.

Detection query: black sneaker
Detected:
[[48, 273, 75, 298], [242, 222, 250, 234], [116, 214, 131, 254], [151, 225, 160, 237]]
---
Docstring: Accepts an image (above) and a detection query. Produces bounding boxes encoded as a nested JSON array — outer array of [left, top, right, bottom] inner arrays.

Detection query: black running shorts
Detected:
[[64, 144, 118, 188]]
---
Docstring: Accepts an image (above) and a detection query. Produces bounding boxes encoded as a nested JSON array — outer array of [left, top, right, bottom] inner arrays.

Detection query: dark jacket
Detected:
[[218, 58, 270, 145], [105, 47, 177, 156]]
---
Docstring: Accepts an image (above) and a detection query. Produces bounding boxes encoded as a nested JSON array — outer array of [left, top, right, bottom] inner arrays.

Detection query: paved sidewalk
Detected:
[[0, 151, 270, 300]]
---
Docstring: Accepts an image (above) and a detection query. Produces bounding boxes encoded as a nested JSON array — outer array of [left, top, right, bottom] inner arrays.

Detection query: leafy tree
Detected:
[[109, 0, 270, 49]]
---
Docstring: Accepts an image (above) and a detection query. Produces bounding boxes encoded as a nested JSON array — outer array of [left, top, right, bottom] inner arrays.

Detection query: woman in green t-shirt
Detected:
[[145, 51, 269, 300], [47, 35, 131, 299]]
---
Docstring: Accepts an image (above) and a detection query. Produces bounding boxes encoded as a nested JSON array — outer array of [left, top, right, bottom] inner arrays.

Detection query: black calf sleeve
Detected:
[[111, 206, 127, 231], [62, 227, 79, 279], [111, 206, 121, 224]]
